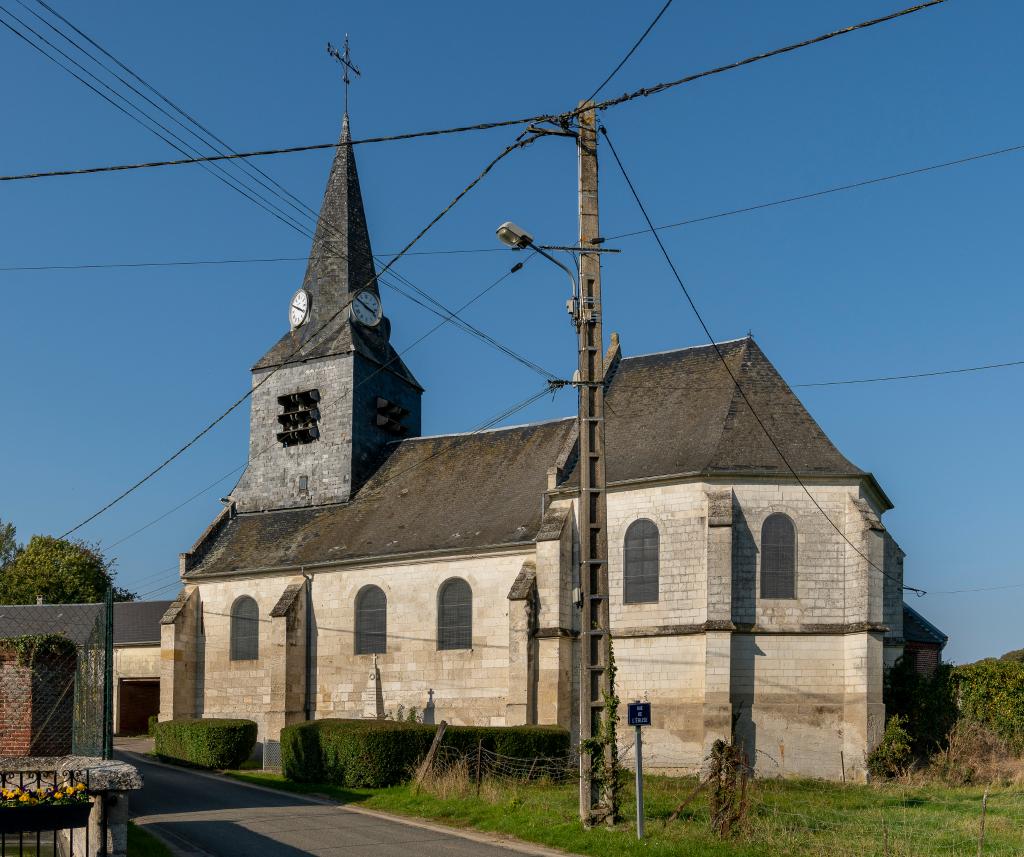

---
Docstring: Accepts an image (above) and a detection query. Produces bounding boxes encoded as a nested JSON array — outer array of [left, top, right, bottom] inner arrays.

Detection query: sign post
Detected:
[[627, 701, 651, 839]]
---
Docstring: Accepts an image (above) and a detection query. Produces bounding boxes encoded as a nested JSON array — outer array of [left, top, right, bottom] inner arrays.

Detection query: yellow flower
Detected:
[[75, 783, 86, 792], [19, 793, 29, 803]]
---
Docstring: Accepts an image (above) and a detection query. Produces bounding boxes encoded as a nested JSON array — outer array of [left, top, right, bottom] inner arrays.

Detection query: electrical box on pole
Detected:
[[575, 99, 614, 825]]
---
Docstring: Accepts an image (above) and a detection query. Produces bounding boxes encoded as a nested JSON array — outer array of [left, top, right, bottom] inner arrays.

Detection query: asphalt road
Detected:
[[118, 747, 550, 857]]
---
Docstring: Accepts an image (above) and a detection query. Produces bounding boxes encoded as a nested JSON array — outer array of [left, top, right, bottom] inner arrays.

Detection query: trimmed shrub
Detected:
[[282, 719, 434, 787], [281, 719, 570, 788], [147, 715, 158, 737], [154, 718, 257, 769]]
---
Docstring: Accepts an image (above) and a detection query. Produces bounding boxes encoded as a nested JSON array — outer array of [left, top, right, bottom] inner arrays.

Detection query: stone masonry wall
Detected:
[[192, 549, 529, 742], [234, 354, 355, 512]]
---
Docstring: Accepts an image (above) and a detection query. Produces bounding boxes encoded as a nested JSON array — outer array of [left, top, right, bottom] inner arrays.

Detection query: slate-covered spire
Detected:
[[303, 113, 379, 324], [253, 112, 417, 374]]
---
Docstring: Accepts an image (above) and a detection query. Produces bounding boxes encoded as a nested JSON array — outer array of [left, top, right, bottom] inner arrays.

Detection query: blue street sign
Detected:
[[627, 701, 651, 726]]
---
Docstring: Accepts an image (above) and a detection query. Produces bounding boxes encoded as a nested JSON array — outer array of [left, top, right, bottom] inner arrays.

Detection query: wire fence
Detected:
[[0, 594, 113, 759], [416, 740, 1024, 855]]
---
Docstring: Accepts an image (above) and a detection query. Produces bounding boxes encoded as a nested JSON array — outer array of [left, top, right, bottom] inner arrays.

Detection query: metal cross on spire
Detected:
[[326, 34, 361, 116]]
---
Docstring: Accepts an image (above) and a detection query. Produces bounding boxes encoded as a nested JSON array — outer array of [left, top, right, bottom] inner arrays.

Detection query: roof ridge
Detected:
[[395, 415, 575, 443], [619, 336, 750, 362]]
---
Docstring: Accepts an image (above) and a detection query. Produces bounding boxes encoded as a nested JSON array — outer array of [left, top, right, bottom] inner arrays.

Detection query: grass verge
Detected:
[[224, 770, 1024, 857], [127, 821, 173, 857]]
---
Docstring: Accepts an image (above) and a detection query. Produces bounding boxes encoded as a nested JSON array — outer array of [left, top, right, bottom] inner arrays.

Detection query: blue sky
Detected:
[[1, 1, 1020, 663]]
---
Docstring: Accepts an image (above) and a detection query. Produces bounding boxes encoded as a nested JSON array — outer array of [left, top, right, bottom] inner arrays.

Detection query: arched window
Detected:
[[437, 578, 472, 650], [230, 595, 259, 661], [624, 518, 659, 603], [355, 585, 387, 654], [761, 513, 797, 599]]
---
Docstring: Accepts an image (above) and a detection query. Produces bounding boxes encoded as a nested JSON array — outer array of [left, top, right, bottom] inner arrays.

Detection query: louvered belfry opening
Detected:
[[623, 518, 660, 603], [277, 389, 321, 447], [437, 578, 472, 650], [761, 513, 797, 599], [355, 585, 387, 654], [230, 596, 259, 661]]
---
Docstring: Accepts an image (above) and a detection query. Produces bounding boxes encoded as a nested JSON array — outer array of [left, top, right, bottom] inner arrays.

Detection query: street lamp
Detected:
[[496, 221, 579, 323]]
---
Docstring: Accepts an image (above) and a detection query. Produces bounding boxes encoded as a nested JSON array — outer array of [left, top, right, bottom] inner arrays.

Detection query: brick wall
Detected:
[[0, 649, 75, 756]]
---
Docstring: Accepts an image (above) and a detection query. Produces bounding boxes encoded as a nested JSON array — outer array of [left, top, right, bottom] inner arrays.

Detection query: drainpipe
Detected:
[[303, 571, 314, 722]]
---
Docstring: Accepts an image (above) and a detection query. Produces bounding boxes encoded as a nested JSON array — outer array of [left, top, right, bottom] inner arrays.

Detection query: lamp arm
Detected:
[[530, 244, 579, 298]]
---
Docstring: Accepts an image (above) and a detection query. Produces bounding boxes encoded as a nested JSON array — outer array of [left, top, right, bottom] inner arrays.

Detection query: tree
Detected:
[[0, 517, 17, 568], [0, 534, 134, 604], [1000, 649, 1024, 663]]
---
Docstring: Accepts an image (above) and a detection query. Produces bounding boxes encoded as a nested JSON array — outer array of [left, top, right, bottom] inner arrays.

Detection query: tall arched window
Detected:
[[230, 595, 259, 661], [761, 513, 797, 599], [437, 578, 472, 650], [355, 585, 387, 654], [624, 518, 659, 603]]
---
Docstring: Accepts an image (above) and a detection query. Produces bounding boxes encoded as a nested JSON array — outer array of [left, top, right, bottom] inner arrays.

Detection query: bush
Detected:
[[867, 715, 913, 779], [952, 659, 1024, 753], [883, 657, 957, 758], [147, 715, 158, 737], [154, 718, 257, 769], [281, 719, 570, 788]]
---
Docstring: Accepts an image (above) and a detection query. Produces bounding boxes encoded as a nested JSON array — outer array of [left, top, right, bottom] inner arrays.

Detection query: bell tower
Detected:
[[231, 110, 422, 513]]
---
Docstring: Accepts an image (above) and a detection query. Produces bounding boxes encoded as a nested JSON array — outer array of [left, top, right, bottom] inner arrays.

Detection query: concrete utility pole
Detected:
[[575, 99, 614, 825]]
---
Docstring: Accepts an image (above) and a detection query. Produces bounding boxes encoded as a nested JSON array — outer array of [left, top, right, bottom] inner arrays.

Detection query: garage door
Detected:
[[118, 679, 160, 735]]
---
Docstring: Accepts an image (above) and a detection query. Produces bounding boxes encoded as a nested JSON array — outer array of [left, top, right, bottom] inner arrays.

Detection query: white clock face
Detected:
[[289, 289, 310, 328], [351, 289, 382, 327]]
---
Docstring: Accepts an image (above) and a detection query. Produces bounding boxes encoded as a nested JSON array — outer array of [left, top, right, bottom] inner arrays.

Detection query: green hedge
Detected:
[[154, 718, 257, 769], [281, 719, 570, 788]]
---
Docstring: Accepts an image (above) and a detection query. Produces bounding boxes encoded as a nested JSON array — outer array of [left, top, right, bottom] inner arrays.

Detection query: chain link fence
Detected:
[[0, 592, 113, 759]]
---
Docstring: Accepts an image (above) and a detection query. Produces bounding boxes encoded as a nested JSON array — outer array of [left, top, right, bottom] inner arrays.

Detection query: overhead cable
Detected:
[[0, 0, 947, 183], [57, 131, 542, 539], [599, 122, 925, 597], [588, 0, 675, 102], [102, 256, 537, 555]]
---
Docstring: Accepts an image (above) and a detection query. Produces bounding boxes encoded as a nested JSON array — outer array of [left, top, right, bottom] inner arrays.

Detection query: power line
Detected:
[[599, 122, 924, 597], [0, 3, 319, 238], [18, 2, 558, 383], [926, 582, 1024, 595], [57, 131, 542, 539], [7, 134, 1024, 274], [130, 380, 563, 601], [7, 4, 561, 542], [794, 359, 1024, 388], [588, 0, 674, 102], [604, 142, 1024, 242], [11, 1, 557, 383], [0, 0, 946, 183], [101, 256, 537, 556]]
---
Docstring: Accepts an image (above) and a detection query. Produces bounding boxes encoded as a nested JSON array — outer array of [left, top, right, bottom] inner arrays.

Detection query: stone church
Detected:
[[160, 109, 939, 780]]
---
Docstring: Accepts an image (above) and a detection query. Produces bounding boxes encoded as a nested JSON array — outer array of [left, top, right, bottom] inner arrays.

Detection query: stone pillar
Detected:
[[266, 580, 308, 741], [506, 561, 537, 725], [843, 630, 885, 781], [159, 585, 200, 722], [532, 504, 576, 731], [703, 489, 735, 751]]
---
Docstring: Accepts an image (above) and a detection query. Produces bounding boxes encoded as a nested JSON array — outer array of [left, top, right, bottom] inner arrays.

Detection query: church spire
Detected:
[[301, 112, 378, 329]]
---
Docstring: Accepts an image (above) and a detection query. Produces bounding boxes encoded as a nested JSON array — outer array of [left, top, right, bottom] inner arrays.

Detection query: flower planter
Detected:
[[0, 801, 92, 833]]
